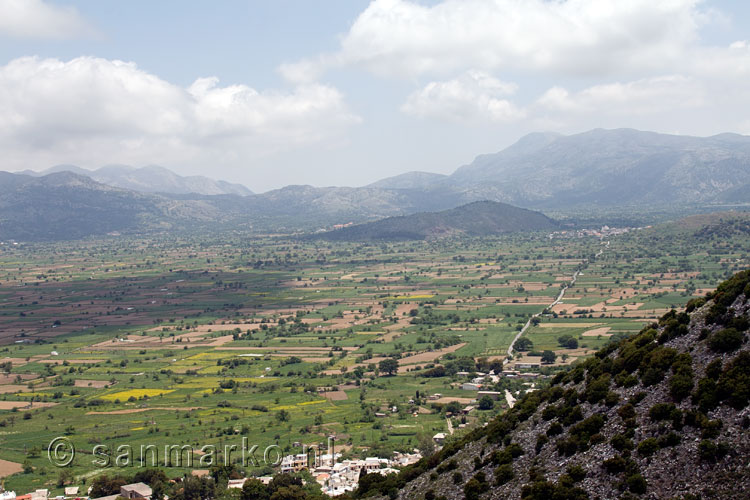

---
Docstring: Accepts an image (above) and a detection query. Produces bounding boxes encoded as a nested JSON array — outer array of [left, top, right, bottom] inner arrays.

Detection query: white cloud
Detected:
[[0, 0, 93, 39], [283, 0, 707, 81], [536, 76, 705, 115], [527, 73, 750, 137], [283, 0, 749, 134], [401, 70, 524, 122], [0, 56, 359, 172]]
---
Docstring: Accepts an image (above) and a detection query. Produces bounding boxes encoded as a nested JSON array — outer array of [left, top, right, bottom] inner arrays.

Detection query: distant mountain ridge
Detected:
[[367, 171, 447, 190], [461, 128, 750, 206], [0, 171, 247, 241], [0, 172, 460, 241], [315, 200, 558, 241], [375, 129, 750, 208], [4, 128, 750, 241], [16, 164, 253, 196]]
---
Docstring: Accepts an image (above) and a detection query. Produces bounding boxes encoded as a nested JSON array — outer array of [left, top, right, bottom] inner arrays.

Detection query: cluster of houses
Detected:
[[0, 450, 422, 500], [548, 225, 636, 240], [277, 450, 421, 497], [0, 483, 153, 500], [457, 368, 540, 392], [208, 449, 422, 497]]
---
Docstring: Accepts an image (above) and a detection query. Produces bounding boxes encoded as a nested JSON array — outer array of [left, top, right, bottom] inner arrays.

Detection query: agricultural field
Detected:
[[1, 223, 748, 494]]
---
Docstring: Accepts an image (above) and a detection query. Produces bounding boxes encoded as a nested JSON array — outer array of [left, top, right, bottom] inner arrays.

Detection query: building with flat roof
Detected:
[[120, 483, 152, 500]]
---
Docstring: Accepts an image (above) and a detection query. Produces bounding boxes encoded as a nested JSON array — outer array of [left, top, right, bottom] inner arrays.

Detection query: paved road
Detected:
[[503, 240, 610, 365]]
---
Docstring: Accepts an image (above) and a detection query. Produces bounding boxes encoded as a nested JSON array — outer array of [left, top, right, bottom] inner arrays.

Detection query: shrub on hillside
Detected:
[[708, 328, 744, 353]]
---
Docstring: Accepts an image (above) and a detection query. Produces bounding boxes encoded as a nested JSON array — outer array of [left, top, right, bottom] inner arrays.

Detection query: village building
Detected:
[[280, 453, 309, 474], [514, 362, 541, 370], [477, 390, 502, 400], [227, 479, 247, 489], [119, 483, 152, 500]]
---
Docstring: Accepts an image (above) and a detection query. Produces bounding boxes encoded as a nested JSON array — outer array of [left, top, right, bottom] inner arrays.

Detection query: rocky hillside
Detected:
[[356, 270, 750, 500]]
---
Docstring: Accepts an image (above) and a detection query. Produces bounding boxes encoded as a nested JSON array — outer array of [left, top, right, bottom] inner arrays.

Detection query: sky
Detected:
[[1, 0, 749, 192]]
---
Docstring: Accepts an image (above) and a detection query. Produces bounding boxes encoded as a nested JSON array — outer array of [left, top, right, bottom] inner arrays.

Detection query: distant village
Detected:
[[548, 225, 644, 239]]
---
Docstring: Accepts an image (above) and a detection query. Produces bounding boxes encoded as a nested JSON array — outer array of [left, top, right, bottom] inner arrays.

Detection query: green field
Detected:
[[1, 225, 748, 494]]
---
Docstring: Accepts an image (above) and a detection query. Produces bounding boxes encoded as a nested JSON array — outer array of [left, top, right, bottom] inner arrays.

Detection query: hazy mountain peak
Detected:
[[367, 171, 447, 189], [449, 128, 750, 207], [45, 164, 93, 175], [503, 131, 563, 154], [14, 164, 253, 197]]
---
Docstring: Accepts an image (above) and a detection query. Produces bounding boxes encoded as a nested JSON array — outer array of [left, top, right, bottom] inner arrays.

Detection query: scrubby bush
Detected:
[[614, 371, 638, 388], [626, 473, 648, 494], [494, 464, 513, 485], [658, 432, 681, 448], [583, 374, 611, 403], [669, 371, 694, 401], [694, 351, 750, 411], [566, 465, 586, 482], [692, 377, 720, 412], [604, 391, 620, 407], [436, 459, 457, 474], [602, 456, 627, 474], [637, 438, 659, 457], [708, 328, 744, 353], [464, 473, 488, 500], [669, 353, 694, 401], [617, 404, 636, 420], [705, 359, 723, 379], [698, 440, 729, 462], [716, 351, 750, 409], [649, 403, 677, 421], [639, 347, 677, 386], [546, 422, 563, 437], [534, 434, 548, 454], [611, 434, 634, 452]]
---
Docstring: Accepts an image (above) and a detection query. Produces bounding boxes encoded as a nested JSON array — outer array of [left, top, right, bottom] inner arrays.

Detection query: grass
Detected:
[[0, 228, 748, 494]]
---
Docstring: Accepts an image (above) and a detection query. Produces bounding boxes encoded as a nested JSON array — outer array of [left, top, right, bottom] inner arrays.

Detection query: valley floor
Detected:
[[0, 225, 747, 496]]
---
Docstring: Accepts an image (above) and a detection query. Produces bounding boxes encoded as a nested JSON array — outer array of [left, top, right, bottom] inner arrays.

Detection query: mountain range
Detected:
[[0, 171, 239, 240], [3, 128, 750, 240], [375, 128, 750, 208], [17, 164, 253, 196]]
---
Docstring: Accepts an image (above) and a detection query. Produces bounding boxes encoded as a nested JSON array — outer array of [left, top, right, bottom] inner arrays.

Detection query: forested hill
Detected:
[[315, 201, 558, 241]]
